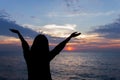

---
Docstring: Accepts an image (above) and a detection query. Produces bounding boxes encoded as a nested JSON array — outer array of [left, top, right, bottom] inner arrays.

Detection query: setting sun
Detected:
[[66, 46, 74, 51]]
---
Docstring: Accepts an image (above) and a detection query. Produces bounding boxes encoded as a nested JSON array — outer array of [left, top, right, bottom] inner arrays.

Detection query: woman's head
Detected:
[[31, 34, 49, 53]]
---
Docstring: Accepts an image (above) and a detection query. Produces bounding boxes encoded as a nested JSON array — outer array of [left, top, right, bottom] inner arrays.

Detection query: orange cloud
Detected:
[[1, 32, 120, 53]]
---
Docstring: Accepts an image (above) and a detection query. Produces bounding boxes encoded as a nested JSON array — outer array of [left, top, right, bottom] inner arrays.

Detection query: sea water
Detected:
[[0, 52, 120, 80]]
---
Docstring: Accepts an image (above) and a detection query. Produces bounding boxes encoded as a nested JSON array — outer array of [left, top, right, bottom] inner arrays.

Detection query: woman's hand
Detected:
[[70, 32, 81, 38], [9, 29, 20, 34]]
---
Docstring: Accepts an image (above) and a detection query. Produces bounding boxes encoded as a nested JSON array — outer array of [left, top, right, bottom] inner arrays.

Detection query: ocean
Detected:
[[0, 52, 120, 80]]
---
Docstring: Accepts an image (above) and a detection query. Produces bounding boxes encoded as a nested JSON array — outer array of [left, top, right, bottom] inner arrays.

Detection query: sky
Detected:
[[0, 0, 120, 53]]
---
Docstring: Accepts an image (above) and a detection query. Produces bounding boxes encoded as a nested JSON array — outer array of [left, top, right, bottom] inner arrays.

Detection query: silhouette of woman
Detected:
[[9, 29, 81, 80]]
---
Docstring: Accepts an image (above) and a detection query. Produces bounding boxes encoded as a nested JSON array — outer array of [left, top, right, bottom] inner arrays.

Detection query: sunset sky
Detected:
[[0, 0, 120, 53]]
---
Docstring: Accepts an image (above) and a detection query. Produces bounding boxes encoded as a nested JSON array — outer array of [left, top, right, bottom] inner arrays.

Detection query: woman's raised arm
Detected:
[[49, 32, 81, 61], [9, 29, 30, 58]]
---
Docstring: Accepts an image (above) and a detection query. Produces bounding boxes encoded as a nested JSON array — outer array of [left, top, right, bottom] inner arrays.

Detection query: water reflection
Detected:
[[0, 52, 120, 80], [51, 52, 120, 80]]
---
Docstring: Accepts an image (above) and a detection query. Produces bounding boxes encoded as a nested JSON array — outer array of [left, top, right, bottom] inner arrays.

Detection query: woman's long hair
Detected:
[[31, 34, 49, 55]]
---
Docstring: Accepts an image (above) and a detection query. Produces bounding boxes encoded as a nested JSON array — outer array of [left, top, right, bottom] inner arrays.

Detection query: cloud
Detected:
[[90, 16, 120, 39], [47, 11, 116, 18], [77, 11, 116, 16], [41, 24, 76, 37], [23, 23, 78, 50], [0, 10, 38, 38], [24, 24, 77, 38], [0, 10, 78, 46]]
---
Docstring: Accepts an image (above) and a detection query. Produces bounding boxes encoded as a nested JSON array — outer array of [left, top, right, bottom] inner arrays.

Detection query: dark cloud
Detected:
[[0, 10, 38, 38], [64, 0, 81, 13], [91, 17, 120, 39]]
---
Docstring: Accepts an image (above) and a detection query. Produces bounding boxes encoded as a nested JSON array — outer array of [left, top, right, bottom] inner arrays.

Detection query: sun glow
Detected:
[[66, 46, 74, 51]]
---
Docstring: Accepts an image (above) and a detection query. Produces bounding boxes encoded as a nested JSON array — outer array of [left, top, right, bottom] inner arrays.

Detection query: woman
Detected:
[[10, 29, 81, 80]]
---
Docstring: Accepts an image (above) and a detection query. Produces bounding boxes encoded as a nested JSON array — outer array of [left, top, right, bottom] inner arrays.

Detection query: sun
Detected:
[[66, 46, 74, 51]]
